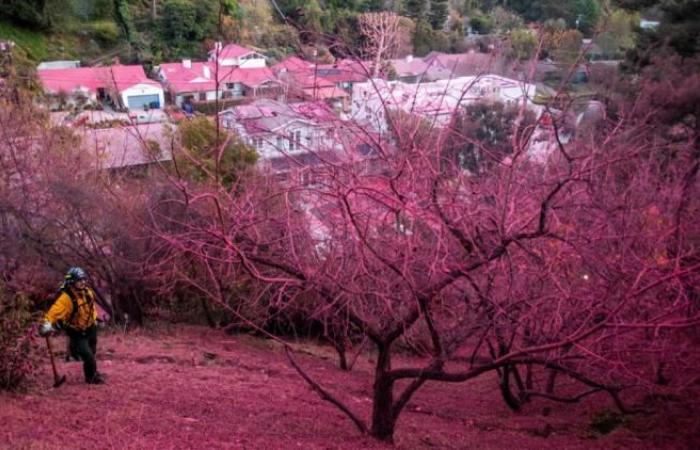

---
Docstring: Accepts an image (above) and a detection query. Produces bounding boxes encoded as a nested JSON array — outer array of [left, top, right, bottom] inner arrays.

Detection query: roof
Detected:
[[315, 59, 370, 84], [390, 57, 430, 78], [302, 86, 349, 100], [38, 64, 158, 95], [422, 52, 502, 79], [38, 66, 110, 95], [211, 43, 258, 60], [272, 56, 314, 73], [159, 62, 280, 94], [37, 60, 81, 71], [80, 122, 173, 170], [221, 99, 338, 134], [232, 67, 280, 88], [110, 65, 161, 91]]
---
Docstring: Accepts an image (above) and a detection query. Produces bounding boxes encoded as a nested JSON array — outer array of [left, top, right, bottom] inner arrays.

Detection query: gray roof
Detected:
[[37, 60, 81, 70]]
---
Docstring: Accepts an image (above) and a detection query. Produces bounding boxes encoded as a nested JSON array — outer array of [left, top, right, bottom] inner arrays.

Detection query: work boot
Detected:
[[87, 373, 105, 384]]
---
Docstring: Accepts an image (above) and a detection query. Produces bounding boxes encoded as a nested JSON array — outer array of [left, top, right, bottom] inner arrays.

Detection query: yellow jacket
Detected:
[[45, 287, 98, 331]]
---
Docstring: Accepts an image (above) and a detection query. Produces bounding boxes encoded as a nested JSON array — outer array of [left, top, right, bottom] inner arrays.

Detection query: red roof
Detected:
[[39, 65, 157, 95], [110, 65, 160, 91], [160, 62, 280, 94], [302, 86, 348, 100], [272, 56, 314, 73], [315, 59, 370, 84], [232, 67, 279, 88], [211, 44, 257, 60], [39, 67, 109, 94]]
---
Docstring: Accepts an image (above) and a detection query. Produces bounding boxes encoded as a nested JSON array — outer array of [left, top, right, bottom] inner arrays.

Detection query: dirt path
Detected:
[[1, 325, 696, 449]]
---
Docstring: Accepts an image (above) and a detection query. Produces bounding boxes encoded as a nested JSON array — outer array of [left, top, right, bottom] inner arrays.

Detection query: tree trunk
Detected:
[[499, 364, 521, 411], [201, 296, 216, 328], [370, 343, 396, 442], [332, 337, 349, 371]]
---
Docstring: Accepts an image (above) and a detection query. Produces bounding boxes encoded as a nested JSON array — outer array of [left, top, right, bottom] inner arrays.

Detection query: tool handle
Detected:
[[45, 336, 59, 380]]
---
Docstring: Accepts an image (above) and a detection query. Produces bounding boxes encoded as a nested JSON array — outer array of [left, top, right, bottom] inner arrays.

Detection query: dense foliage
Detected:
[[0, 285, 37, 390]]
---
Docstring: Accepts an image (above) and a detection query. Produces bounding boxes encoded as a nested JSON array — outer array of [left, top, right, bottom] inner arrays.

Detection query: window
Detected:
[[288, 130, 302, 151], [249, 137, 264, 150], [226, 83, 235, 90], [198, 92, 207, 101]]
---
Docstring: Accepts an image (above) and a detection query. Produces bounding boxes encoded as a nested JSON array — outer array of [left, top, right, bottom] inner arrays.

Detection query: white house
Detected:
[[220, 98, 341, 160], [350, 75, 537, 133], [38, 64, 164, 111]]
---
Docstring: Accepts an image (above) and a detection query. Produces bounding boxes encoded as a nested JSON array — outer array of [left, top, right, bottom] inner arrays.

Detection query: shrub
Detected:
[[89, 20, 120, 45], [0, 285, 38, 390], [469, 15, 493, 35]]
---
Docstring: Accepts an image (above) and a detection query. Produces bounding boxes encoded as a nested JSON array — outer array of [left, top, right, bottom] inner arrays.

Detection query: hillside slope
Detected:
[[1, 325, 696, 449]]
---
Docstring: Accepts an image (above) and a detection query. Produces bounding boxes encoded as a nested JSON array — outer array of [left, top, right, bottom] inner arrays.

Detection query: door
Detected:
[[127, 94, 160, 110]]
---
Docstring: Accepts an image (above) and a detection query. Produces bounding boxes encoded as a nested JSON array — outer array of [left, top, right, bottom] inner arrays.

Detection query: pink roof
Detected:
[[272, 56, 313, 73], [39, 67, 109, 94], [159, 61, 217, 94], [230, 67, 278, 88], [110, 65, 160, 91], [39, 65, 156, 95], [391, 57, 430, 77], [315, 59, 371, 84], [160, 62, 280, 94], [288, 101, 337, 122], [211, 44, 257, 60], [287, 71, 335, 90], [302, 86, 348, 100]]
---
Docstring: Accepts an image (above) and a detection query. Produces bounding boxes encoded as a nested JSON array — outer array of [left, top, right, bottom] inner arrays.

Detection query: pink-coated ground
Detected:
[[1, 325, 697, 449]]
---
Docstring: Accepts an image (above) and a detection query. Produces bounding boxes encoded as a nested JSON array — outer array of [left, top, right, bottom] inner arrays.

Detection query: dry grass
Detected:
[[1, 325, 697, 449]]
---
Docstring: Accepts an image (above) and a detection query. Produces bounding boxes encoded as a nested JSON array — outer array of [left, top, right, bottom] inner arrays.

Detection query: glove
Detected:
[[39, 320, 54, 337]]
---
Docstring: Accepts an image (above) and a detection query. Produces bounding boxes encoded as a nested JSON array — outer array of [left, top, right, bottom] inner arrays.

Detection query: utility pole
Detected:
[[312, 48, 318, 101]]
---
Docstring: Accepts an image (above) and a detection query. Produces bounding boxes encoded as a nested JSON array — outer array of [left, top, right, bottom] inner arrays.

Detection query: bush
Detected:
[[89, 20, 120, 45], [0, 285, 38, 390], [469, 15, 493, 35]]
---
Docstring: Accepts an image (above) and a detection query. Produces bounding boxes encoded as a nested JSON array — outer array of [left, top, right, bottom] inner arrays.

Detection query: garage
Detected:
[[127, 94, 161, 110]]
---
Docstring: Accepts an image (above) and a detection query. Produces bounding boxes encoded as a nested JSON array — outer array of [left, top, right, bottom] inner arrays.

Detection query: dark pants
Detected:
[[66, 326, 98, 382]]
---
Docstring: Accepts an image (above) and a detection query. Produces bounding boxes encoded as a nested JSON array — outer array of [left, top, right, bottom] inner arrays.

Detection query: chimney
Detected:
[[405, 54, 413, 63], [203, 65, 211, 79], [182, 59, 192, 69]]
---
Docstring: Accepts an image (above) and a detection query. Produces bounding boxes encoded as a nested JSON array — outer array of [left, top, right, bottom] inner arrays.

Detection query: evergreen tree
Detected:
[[573, 0, 600, 36], [404, 0, 426, 20], [428, 0, 449, 30]]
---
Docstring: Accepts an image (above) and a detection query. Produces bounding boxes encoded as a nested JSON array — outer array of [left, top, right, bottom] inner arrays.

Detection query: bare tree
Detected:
[[358, 12, 400, 78]]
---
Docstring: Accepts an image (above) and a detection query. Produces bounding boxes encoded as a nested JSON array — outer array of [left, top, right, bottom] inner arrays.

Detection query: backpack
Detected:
[[56, 287, 94, 330]]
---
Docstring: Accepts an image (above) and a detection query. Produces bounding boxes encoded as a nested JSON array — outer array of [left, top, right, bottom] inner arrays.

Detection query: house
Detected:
[[220, 98, 340, 158], [38, 64, 164, 111], [157, 60, 285, 107], [220, 98, 355, 181], [221, 98, 387, 186], [209, 42, 267, 68], [351, 75, 537, 133]]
